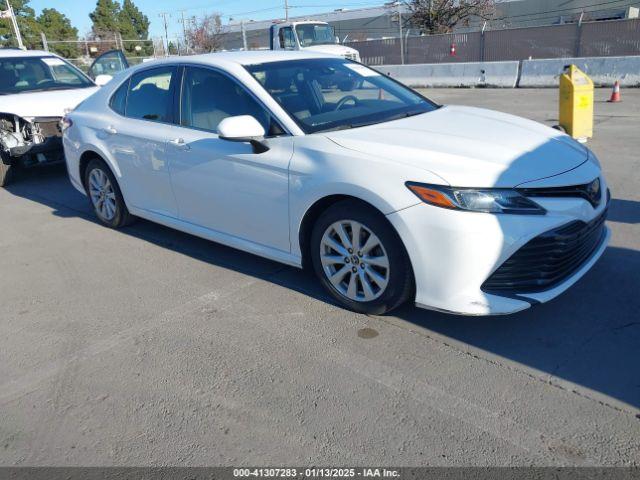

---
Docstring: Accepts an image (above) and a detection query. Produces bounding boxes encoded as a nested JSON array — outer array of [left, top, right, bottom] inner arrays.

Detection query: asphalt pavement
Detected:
[[0, 88, 638, 466]]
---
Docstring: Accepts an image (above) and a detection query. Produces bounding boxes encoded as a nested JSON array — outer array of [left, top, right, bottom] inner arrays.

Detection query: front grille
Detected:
[[518, 178, 602, 208], [482, 208, 607, 293]]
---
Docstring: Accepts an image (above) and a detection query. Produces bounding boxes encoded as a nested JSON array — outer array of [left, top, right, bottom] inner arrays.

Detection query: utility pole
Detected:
[[284, 0, 289, 21], [158, 11, 171, 56], [5, 0, 24, 49], [179, 9, 189, 54], [241, 20, 248, 50]]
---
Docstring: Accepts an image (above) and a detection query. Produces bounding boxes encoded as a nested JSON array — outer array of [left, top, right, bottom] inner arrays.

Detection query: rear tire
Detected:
[[310, 200, 414, 315], [84, 158, 134, 228], [0, 160, 13, 187]]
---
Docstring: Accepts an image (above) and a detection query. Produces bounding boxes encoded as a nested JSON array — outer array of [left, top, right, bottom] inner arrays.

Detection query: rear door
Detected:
[[102, 66, 179, 217]]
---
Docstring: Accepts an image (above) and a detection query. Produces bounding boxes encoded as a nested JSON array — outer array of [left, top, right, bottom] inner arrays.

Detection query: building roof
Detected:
[[226, 5, 410, 33]]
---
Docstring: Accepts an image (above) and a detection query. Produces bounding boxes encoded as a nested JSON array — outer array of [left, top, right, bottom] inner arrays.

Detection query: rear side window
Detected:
[[109, 79, 129, 116], [125, 67, 176, 123]]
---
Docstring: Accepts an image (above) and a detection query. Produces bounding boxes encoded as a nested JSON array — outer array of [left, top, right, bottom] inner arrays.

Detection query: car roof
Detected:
[[139, 50, 336, 69], [0, 48, 60, 58]]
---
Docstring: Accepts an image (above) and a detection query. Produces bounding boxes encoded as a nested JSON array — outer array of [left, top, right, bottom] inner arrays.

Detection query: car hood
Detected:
[[0, 87, 100, 119], [303, 44, 359, 57], [326, 105, 589, 188]]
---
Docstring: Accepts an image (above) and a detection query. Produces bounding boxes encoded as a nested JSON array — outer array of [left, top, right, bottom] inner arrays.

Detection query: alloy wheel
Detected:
[[88, 168, 117, 221], [319, 220, 390, 302]]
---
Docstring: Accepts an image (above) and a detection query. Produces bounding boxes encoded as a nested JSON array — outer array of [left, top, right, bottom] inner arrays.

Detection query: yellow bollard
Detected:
[[559, 65, 594, 143]]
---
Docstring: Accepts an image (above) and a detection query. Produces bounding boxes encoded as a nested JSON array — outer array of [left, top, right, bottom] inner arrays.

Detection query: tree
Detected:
[[406, 0, 495, 34], [0, 0, 41, 49], [89, 0, 121, 38], [185, 13, 226, 53], [118, 0, 148, 38], [37, 8, 80, 58], [118, 0, 151, 55], [167, 40, 178, 55]]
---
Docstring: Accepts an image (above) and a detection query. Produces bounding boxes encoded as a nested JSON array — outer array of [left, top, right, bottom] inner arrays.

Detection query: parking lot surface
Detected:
[[1, 88, 639, 466]]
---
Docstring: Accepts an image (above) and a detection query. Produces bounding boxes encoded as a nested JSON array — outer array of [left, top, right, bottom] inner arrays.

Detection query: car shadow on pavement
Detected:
[[5, 165, 640, 411], [608, 198, 640, 224], [393, 243, 640, 411]]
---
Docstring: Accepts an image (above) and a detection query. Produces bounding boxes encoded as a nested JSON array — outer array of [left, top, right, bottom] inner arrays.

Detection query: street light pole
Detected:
[[5, 0, 24, 49]]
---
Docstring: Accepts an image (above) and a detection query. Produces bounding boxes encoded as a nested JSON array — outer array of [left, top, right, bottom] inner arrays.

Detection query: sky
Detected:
[[27, 0, 384, 40]]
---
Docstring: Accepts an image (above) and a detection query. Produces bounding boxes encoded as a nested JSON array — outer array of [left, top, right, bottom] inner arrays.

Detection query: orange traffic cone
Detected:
[[608, 81, 621, 103]]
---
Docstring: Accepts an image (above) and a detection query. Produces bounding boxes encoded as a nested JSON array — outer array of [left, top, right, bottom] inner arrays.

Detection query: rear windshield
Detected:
[[0, 56, 94, 95], [246, 58, 437, 134]]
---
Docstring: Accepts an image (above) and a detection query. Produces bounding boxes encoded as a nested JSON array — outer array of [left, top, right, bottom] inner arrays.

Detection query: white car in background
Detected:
[[0, 49, 127, 186], [62, 51, 610, 316]]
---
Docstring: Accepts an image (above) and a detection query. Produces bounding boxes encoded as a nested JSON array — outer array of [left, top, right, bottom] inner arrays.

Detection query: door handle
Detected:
[[102, 126, 117, 135], [169, 138, 190, 151]]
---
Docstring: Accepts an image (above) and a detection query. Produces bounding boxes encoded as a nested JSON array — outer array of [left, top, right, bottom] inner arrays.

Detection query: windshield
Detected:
[[295, 23, 336, 47], [246, 58, 438, 134], [0, 56, 94, 95]]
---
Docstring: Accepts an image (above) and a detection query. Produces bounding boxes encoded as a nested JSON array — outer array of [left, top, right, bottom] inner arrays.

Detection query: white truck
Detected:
[[269, 21, 361, 62]]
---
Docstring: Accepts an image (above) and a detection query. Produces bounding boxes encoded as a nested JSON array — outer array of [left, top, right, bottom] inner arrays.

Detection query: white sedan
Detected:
[[62, 51, 610, 315]]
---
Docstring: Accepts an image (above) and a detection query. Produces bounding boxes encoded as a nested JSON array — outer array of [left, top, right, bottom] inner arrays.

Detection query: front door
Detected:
[[166, 66, 292, 252], [88, 50, 129, 80]]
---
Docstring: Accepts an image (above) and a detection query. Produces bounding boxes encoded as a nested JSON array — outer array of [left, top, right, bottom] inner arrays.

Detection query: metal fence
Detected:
[[348, 18, 640, 66]]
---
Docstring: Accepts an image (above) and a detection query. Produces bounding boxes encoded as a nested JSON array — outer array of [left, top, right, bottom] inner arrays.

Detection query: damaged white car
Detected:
[[0, 49, 127, 186]]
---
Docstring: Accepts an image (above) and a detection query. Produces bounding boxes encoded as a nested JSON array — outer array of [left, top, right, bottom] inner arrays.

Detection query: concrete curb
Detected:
[[378, 61, 519, 88], [377, 56, 640, 88], [519, 56, 640, 87]]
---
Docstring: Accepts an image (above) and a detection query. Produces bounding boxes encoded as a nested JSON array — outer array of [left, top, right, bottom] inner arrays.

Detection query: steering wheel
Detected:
[[334, 95, 359, 111]]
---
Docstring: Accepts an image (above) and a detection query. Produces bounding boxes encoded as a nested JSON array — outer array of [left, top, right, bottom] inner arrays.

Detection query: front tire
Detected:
[[84, 158, 134, 228], [310, 200, 414, 315]]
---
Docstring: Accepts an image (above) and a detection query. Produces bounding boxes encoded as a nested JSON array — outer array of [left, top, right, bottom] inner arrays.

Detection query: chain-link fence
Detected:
[[21, 34, 159, 72], [347, 18, 640, 66]]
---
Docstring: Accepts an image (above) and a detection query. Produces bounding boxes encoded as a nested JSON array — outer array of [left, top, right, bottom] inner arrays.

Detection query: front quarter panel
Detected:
[[289, 135, 447, 258]]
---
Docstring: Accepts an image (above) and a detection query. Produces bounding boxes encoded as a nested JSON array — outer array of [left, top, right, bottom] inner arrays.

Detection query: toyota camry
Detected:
[[62, 51, 610, 315]]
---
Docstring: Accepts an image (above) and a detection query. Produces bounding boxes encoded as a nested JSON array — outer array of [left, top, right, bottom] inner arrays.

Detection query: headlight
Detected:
[[406, 182, 546, 215]]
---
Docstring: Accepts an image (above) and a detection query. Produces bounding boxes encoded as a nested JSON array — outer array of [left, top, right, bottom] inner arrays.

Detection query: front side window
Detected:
[[246, 58, 437, 134], [295, 23, 336, 47], [279, 27, 296, 49], [180, 67, 279, 135], [0, 56, 93, 95], [126, 67, 176, 123]]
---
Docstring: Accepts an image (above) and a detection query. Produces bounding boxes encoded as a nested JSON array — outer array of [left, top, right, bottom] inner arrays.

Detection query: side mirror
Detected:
[[94, 74, 113, 87], [217, 115, 269, 153]]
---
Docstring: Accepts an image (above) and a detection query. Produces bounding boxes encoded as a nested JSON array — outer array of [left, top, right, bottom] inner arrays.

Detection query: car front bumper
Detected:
[[387, 181, 610, 316]]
